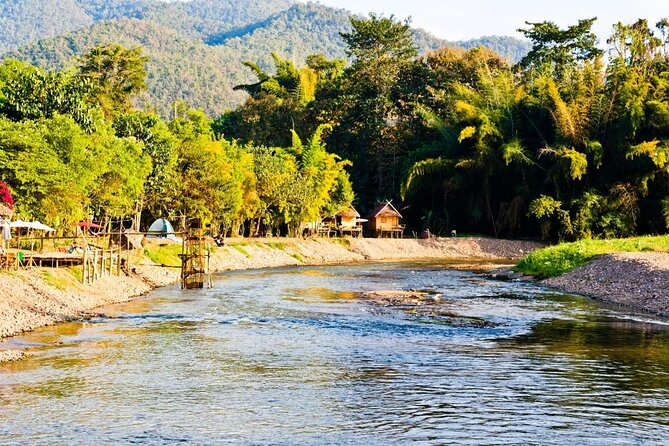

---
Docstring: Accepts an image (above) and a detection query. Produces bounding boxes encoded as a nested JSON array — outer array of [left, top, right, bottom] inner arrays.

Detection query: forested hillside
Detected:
[[1, 13, 667, 243], [0, 0, 294, 52], [1, 0, 530, 115], [7, 20, 251, 116]]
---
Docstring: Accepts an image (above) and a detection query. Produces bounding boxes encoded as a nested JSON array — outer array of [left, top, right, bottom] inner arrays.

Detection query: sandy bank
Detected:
[[544, 253, 669, 316], [0, 237, 540, 360]]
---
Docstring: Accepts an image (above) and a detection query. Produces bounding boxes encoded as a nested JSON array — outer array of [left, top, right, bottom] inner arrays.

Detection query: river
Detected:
[[1, 262, 669, 445]]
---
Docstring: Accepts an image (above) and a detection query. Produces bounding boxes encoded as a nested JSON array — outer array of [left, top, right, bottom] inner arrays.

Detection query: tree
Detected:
[[114, 111, 178, 221], [319, 14, 418, 206], [234, 53, 318, 105], [0, 60, 94, 129], [517, 18, 602, 79], [169, 109, 249, 228], [402, 48, 528, 236], [78, 44, 149, 115]]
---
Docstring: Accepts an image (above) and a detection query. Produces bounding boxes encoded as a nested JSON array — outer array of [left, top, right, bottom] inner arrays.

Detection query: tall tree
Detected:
[[78, 44, 149, 115], [517, 18, 602, 79], [320, 14, 418, 207]]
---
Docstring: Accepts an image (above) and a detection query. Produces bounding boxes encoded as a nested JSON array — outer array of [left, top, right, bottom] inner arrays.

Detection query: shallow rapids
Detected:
[[2, 262, 669, 445]]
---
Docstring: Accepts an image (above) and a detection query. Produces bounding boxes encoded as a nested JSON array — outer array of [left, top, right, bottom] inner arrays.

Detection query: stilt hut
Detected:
[[367, 200, 404, 238], [336, 206, 363, 238]]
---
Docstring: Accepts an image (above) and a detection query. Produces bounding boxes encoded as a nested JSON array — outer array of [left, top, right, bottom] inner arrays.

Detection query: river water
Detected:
[[1, 262, 669, 445]]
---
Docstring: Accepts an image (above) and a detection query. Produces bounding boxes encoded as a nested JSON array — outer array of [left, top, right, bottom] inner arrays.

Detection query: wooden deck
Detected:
[[23, 252, 83, 268], [338, 226, 363, 238], [375, 226, 405, 239]]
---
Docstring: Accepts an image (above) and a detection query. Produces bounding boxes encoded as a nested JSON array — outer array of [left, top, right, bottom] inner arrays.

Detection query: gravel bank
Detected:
[[0, 237, 541, 360], [544, 253, 669, 316]]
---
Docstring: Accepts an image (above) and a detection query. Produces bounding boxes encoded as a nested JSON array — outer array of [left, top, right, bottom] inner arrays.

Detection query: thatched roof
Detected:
[[336, 206, 361, 218], [368, 201, 402, 219]]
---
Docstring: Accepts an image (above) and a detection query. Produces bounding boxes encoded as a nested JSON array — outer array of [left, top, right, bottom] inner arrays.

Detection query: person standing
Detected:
[[0, 216, 11, 251]]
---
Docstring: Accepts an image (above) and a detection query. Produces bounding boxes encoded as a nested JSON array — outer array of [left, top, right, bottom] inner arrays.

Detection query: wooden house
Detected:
[[367, 201, 404, 238], [336, 206, 363, 237]]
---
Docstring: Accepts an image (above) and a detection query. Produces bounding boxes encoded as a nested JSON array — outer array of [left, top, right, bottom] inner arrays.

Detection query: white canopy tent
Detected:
[[10, 220, 56, 232]]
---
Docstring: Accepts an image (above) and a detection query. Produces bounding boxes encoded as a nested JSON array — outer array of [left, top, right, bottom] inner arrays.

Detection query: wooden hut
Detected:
[[367, 201, 404, 238], [336, 206, 363, 237]]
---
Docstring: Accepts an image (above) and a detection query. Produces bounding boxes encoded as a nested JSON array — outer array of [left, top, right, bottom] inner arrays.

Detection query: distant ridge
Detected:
[[1, 0, 530, 116]]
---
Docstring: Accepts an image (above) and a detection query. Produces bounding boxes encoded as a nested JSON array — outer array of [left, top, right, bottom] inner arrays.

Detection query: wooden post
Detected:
[[93, 249, 98, 281]]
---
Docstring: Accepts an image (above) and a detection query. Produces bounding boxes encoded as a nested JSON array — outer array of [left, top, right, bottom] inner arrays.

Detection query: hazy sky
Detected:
[[314, 0, 667, 42]]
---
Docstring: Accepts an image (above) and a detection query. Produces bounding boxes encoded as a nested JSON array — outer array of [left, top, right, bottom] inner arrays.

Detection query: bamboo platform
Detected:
[[23, 252, 84, 268]]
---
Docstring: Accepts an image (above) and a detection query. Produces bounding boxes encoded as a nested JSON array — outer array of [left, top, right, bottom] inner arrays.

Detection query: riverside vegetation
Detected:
[[0, 13, 668, 244], [515, 235, 669, 278]]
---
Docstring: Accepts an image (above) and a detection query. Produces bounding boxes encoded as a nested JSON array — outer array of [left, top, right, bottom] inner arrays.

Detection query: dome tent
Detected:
[[147, 218, 180, 241]]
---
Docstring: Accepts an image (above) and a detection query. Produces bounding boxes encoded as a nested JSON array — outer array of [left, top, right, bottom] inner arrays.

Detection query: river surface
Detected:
[[2, 262, 669, 445]]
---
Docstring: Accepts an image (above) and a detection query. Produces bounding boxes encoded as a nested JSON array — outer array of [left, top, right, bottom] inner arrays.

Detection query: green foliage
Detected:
[[0, 114, 148, 226], [231, 244, 251, 258], [517, 18, 602, 77], [142, 244, 182, 267], [516, 236, 669, 278], [663, 197, 669, 230], [0, 60, 94, 128], [528, 196, 573, 242], [266, 242, 286, 250], [78, 44, 149, 114], [2, 7, 669, 244], [290, 253, 304, 263]]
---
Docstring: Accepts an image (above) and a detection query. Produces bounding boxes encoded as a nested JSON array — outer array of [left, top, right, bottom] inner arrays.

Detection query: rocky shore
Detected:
[[544, 253, 669, 316], [0, 237, 541, 360]]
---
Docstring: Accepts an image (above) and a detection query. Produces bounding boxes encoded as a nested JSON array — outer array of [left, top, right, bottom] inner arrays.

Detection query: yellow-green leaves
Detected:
[[501, 139, 531, 166], [454, 100, 478, 121], [628, 140, 669, 169], [458, 126, 476, 142], [560, 148, 588, 180]]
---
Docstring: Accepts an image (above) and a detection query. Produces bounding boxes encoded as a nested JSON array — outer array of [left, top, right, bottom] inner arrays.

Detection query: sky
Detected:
[[314, 0, 667, 42]]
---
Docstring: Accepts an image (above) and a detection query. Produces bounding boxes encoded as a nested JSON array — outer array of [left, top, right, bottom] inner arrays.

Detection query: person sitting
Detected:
[[68, 242, 84, 254]]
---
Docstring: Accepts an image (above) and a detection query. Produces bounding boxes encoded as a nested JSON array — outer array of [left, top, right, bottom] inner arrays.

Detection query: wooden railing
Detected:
[[82, 248, 123, 284]]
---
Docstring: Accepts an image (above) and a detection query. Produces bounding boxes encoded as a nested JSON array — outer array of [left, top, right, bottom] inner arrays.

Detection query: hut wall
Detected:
[[369, 216, 399, 232], [340, 216, 357, 228], [377, 216, 399, 230]]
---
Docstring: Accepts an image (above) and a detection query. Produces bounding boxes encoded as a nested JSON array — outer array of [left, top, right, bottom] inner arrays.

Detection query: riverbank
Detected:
[[0, 237, 541, 360], [513, 236, 669, 317], [544, 253, 669, 316]]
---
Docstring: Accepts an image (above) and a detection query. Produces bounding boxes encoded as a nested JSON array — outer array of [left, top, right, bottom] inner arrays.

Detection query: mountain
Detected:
[[454, 36, 532, 63], [1, 1, 531, 116], [0, 0, 295, 53]]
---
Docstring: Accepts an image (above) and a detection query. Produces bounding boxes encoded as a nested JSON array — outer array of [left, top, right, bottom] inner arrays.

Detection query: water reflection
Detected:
[[1, 262, 669, 444]]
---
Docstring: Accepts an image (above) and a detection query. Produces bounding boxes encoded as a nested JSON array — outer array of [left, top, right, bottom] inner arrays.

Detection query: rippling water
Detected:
[[2, 262, 669, 445]]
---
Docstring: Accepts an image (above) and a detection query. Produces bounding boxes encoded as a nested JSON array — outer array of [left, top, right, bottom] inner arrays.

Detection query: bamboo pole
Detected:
[[93, 249, 98, 281], [82, 251, 86, 284]]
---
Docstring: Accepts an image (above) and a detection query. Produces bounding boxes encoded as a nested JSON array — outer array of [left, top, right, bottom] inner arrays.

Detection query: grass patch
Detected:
[[231, 245, 252, 258], [290, 253, 304, 263], [143, 244, 182, 267], [331, 238, 351, 247], [41, 270, 68, 291], [266, 242, 287, 250], [67, 266, 83, 283], [515, 235, 669, 279]]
